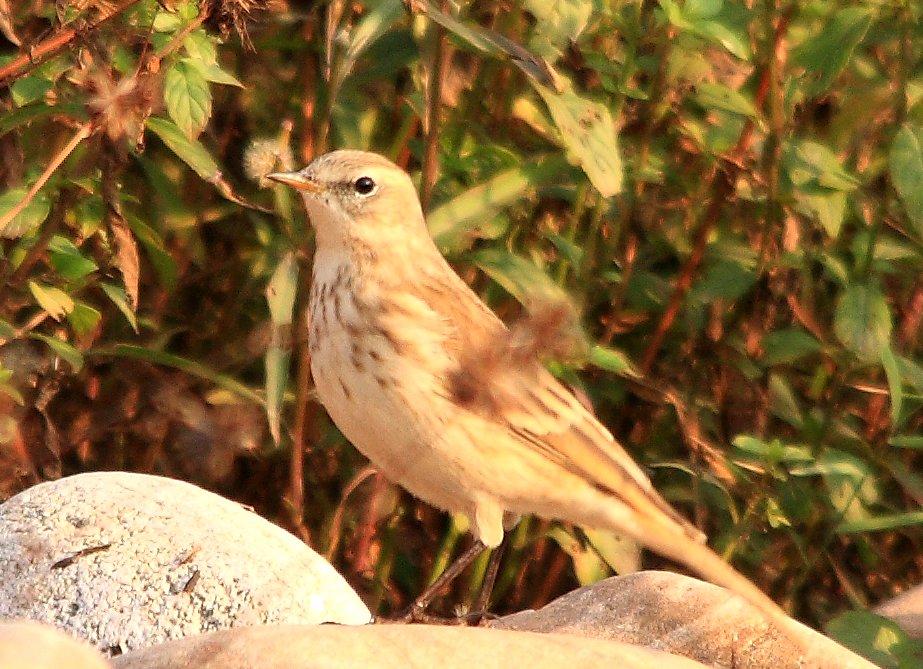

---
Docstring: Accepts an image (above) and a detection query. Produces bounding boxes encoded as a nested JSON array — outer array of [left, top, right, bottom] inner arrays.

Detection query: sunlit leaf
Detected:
[[28, 281, 74, 320], [536, 83, 623, 196], [523, 0, 593, 61], [164, 59, 212, 139], [146, 116, 220, 180], [265, 252, 299, 445]]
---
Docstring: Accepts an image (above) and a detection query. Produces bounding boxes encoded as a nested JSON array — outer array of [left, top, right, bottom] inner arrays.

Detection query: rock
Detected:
[[874, 583, 923, 638], [493, 571, 876, 669], [0, 620, 110, 669], [0, 472, 371, 654], [110, 623, 710, 669]]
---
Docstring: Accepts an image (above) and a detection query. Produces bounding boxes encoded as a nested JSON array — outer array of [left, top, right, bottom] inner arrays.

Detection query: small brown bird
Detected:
[[267, 150, 786, 625]]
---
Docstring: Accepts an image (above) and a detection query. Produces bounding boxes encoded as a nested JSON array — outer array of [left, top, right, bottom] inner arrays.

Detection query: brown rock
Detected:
[[0, 620, 110, 669], [493, 571, 875, 669], [110, 624, 710, 669]]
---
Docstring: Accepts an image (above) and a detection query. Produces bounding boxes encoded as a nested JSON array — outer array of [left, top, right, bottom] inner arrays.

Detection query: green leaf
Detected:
[[800, 189, 846, 237], [691, 259, 757, 302], [837, 511, 923, 534], [889, 123, 923, 237], [100, 282, 139, 333], [0, 188, 50, 239], [28, 281, 74, 320], [48, 236, 98, 280], [589, 345, 636, 376], [146, 116, 220, 180], [265, 252, 299, 445], [164, 59, 212, 139], [880, 345, 902, 428], [694, 82, 758, 118], [816, 448, 877, 523], [10, 75, 53, 107], [785, 140, 861, 191], [67, 302, 102, 338], [29, 333, 83, 371], [523, 0, 593, 60], [536, 84, 623, 196], [791, 8, 872, 95], [760, 329, 823, 366], [429, 156, 568, 251], [767, 373, 802, 428], [834, 285, 892, 362], [889, 435, 923, 450], [98, 344, 263, 404], [472, 248, 569, 306], [826, 611, 913, 668]]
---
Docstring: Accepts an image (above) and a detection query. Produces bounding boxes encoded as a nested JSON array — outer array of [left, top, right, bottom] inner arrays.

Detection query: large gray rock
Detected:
[[0, 472, 371, 653], [110, 624, 710, 669], [494, 571, 876, 669]]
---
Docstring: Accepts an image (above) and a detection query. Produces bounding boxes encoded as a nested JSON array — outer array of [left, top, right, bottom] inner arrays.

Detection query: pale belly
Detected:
[[308, 287, 473, 516]]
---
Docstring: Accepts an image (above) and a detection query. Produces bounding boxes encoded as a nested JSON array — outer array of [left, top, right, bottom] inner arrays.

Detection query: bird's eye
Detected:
[[354, 176, 377, 196]]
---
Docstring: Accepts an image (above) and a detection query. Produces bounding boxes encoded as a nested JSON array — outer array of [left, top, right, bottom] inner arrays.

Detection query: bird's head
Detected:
[[267, 150, 428, 253]]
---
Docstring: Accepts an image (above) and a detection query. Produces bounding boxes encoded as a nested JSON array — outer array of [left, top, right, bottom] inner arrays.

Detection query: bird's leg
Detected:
[[465, 536, 506, 625], [394, 539, 487, 623]]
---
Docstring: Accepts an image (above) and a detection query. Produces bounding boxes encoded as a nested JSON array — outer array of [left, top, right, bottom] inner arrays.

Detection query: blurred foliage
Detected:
[[1, 0, 923, 663]]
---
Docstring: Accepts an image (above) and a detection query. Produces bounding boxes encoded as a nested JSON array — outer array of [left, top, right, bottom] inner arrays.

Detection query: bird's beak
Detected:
[[265, 170, 324, 193]]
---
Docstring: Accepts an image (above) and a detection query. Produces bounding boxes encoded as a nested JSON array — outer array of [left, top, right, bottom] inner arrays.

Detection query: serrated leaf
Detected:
[[536, 84, 622, 196], [888, 123, 923, 237], [28, 281, 74, 320], [0, 188, 50, 239], [834, 285, 892, 362], [164, 59, 211, 139], [29, 333, 83, 371], [146, 116, 220, 180]]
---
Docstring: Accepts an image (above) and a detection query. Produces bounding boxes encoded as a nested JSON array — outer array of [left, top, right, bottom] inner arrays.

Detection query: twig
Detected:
[[0, 0, 144, 88], [639, 12, 793, 374], [420, 0, 449, 210], [0, 122, 94, 236]]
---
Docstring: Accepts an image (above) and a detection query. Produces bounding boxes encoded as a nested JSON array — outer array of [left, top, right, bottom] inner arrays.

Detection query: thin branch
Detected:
[[639, 12, 793, 374], [0, 121, 94, 236], [0, 0, 145, 88]]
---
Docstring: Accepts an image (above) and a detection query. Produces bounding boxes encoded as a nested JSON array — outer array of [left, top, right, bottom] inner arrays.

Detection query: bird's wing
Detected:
[[498, 365, 705, 540]]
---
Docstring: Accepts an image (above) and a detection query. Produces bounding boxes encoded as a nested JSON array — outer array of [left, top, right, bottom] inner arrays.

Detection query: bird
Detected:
[[266, 149, 790, 628]]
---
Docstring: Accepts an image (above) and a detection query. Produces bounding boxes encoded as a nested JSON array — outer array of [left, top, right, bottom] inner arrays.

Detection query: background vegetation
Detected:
[[1, 0, 922, 664]]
